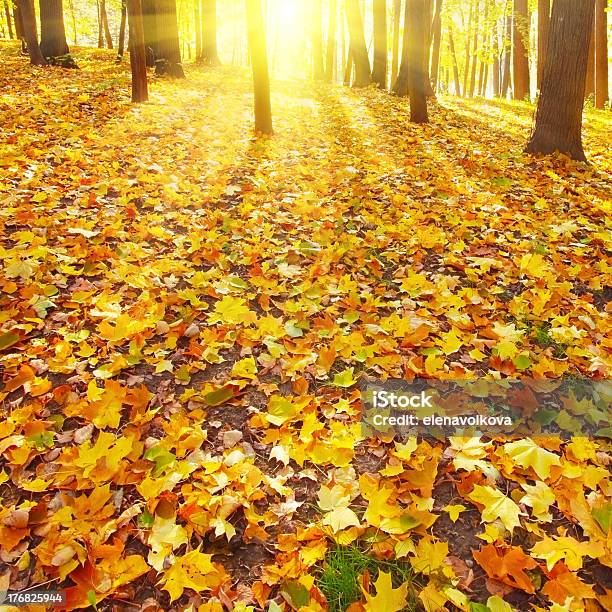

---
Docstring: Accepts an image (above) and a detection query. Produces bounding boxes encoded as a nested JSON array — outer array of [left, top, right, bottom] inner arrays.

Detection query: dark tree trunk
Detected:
[[407, 0, 428, 122], [201, 0, 220, 65], [312, 0, 324, 79], [13, 0, 25, 49], [594, 0, 608, 109], [393, 0, 410, 95], [100, 0, 113, 48], [537, 0, 549, 90], [430, 0, 443, 93], [512, 0, 530, 100], [526, 0, 595, 162], [142, 0, 158, 66], [423, 0, 434, 96], [468, 0, 480, 97], [390, 0, 401, 86], [325, 0, 337, 82], [585, 11, 595, 98], [39, 0, 70, 59], [97, 0, 104, 47], [448, 25, 461, 96], [17, 0, 46, 64], [4, 1, 14, 37], [246, 0, 272, 134], [372, 0, 387, 87], [346, 0, 370, 87], [477, 0, 489, 96], [343, 47, 353, 86], [155, 0, 184, 77], [501, 9, 512, 97], [117, 0, 127, 60], [127, 0, 148, 102], [492, 25, 500, 96]]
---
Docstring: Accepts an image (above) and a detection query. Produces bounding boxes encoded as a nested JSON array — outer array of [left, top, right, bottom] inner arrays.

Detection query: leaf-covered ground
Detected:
[[0, 43, 611, 611]]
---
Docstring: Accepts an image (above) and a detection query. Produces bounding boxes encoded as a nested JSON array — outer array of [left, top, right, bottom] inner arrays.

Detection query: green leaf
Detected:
[[332, 367, 357, 388], [200, 386, 235, 406], [0, 331, 20, 351]]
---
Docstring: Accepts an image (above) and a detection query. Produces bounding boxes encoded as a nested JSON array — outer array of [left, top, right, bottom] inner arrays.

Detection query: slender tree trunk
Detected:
[[448, 25, 461, 96], [4, 1, 14, 38], [393, 0, 410, 95], [101, 0, 113, 48], [408, 0, 428, 122], [477, 0, 489, 96], [585, 11, 595, 98], [501, 6, 512, 97], [372, 0, 387, 87], [344, 47, 353, 85], [594, 0, 608, 109], [346, 0, 370, 87], [463, 0, 473, 97], [97, 0, 104, 47], [526, 0, 595, 162], [117, 0, 127, 60], [141, 0, 158, 66], [127, 0, 148, 102], [246, 0, 272, 134], [312, 0, 324, 79], [194, 0, 201, 60], [512, 0, 530, 100], [423, 0, 434, 96], [391, 0, 401, 85], [493, 25, 500, 96], [13, 0, 25, 45], [201, 0, 220, 65], [325, 0, 337, 82], [468, 0, 480, 97], [430, 0, 442, 93], [67, 0, 76, 44], [537, 0, 549, 90], [17, 0, 46, 64], [155, 0, 184, 76]]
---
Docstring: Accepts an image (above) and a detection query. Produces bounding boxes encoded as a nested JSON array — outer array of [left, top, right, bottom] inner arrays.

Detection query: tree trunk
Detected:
[[526, 0, 595, 162], [448, 25, 461, 96], [201, 0, 220, 65], [390, 0, 401, 85], [594, 0, 608, 109], [127, 0, 148, 102], [423, 0, 434, 96], [312, 0, 324, 79], [501, 8, 512, 97], [346, 0, 370, 87], [393, 0, 410, 95], [344, 47, 353, 85], [97, 0, 104, 47], [537, 0, 549, 90], [463, 0, 473, 97], [117, 0, 127, 60], [100, 0, 113, 48], [372, 0, 387, 87], [155, 0, 184, 77], [194, 0, 201, 59], [246, 0, 272, 134], [13, 0, 24, 43], [512, 0, 530, 100], [39, 0, 70, 58], [407, 0, 428, 122], [325, 0, 337, 82], [493, 26, 500, 96], [141, 0, 158, 66], [17, 0, 46, 64], [430, 0, 442, 93], [4, 1, 14, 38], [468, 0, 480, 97]]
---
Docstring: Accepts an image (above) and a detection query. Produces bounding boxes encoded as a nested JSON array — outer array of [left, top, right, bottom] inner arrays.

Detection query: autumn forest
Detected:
[[0, 0, 611, 611]]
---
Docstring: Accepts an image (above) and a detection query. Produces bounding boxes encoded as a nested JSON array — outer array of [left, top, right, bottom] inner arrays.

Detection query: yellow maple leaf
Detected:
[[503, 438, 561, 479], [531, 535, 605, 571], [159, 549, 221, 601], [468, 484, 523, 533], [363, 570, 409, 612], [207, 296, 255, 325], [409, 537, 449, 575]]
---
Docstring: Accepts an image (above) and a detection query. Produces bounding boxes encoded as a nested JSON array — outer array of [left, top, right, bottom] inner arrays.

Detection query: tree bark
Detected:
[[100, 0, 113, 48], [97, 0, 104, 47], [4, 1, 14, 37], [194, 0, 201, 60], [537, 0, 549, 90], [468, 0, 480, 97], [585, 11, 595, 98], [141, 0, 158, 66], [312, 0, 324, 79], [325, 0, 337, 82], [127, 0, 148, 102], [477, 0, 489, 96], [17, 0, 46, 64], [201, 0, 220, 65], [594, 0, 608, 109], [492, 24, 500, 96], [155, 0, 184, 77], [407, 0, 428, 122], [463, 0, 473, 97], [512, 0, 530, 100], [448, 25, 461, 96], [390, 0, 401, 85], [117, 0, 127, 60], [346, 0, 370, 87], [501, 7, 512, 97], [430, 0, 442, 93], [344, 47, 353, 86], [246, 0, 272, 134], [372, 0, 387, 87], [13, 0, 25, 43], [423, 0, 434, 96], [393, 0, 410, 95], [39, 0, 70, 59], [526, 0, 595, 162]]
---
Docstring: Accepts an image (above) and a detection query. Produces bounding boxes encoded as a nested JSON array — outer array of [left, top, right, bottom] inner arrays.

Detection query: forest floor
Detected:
[[0, 43, 611, 611]]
